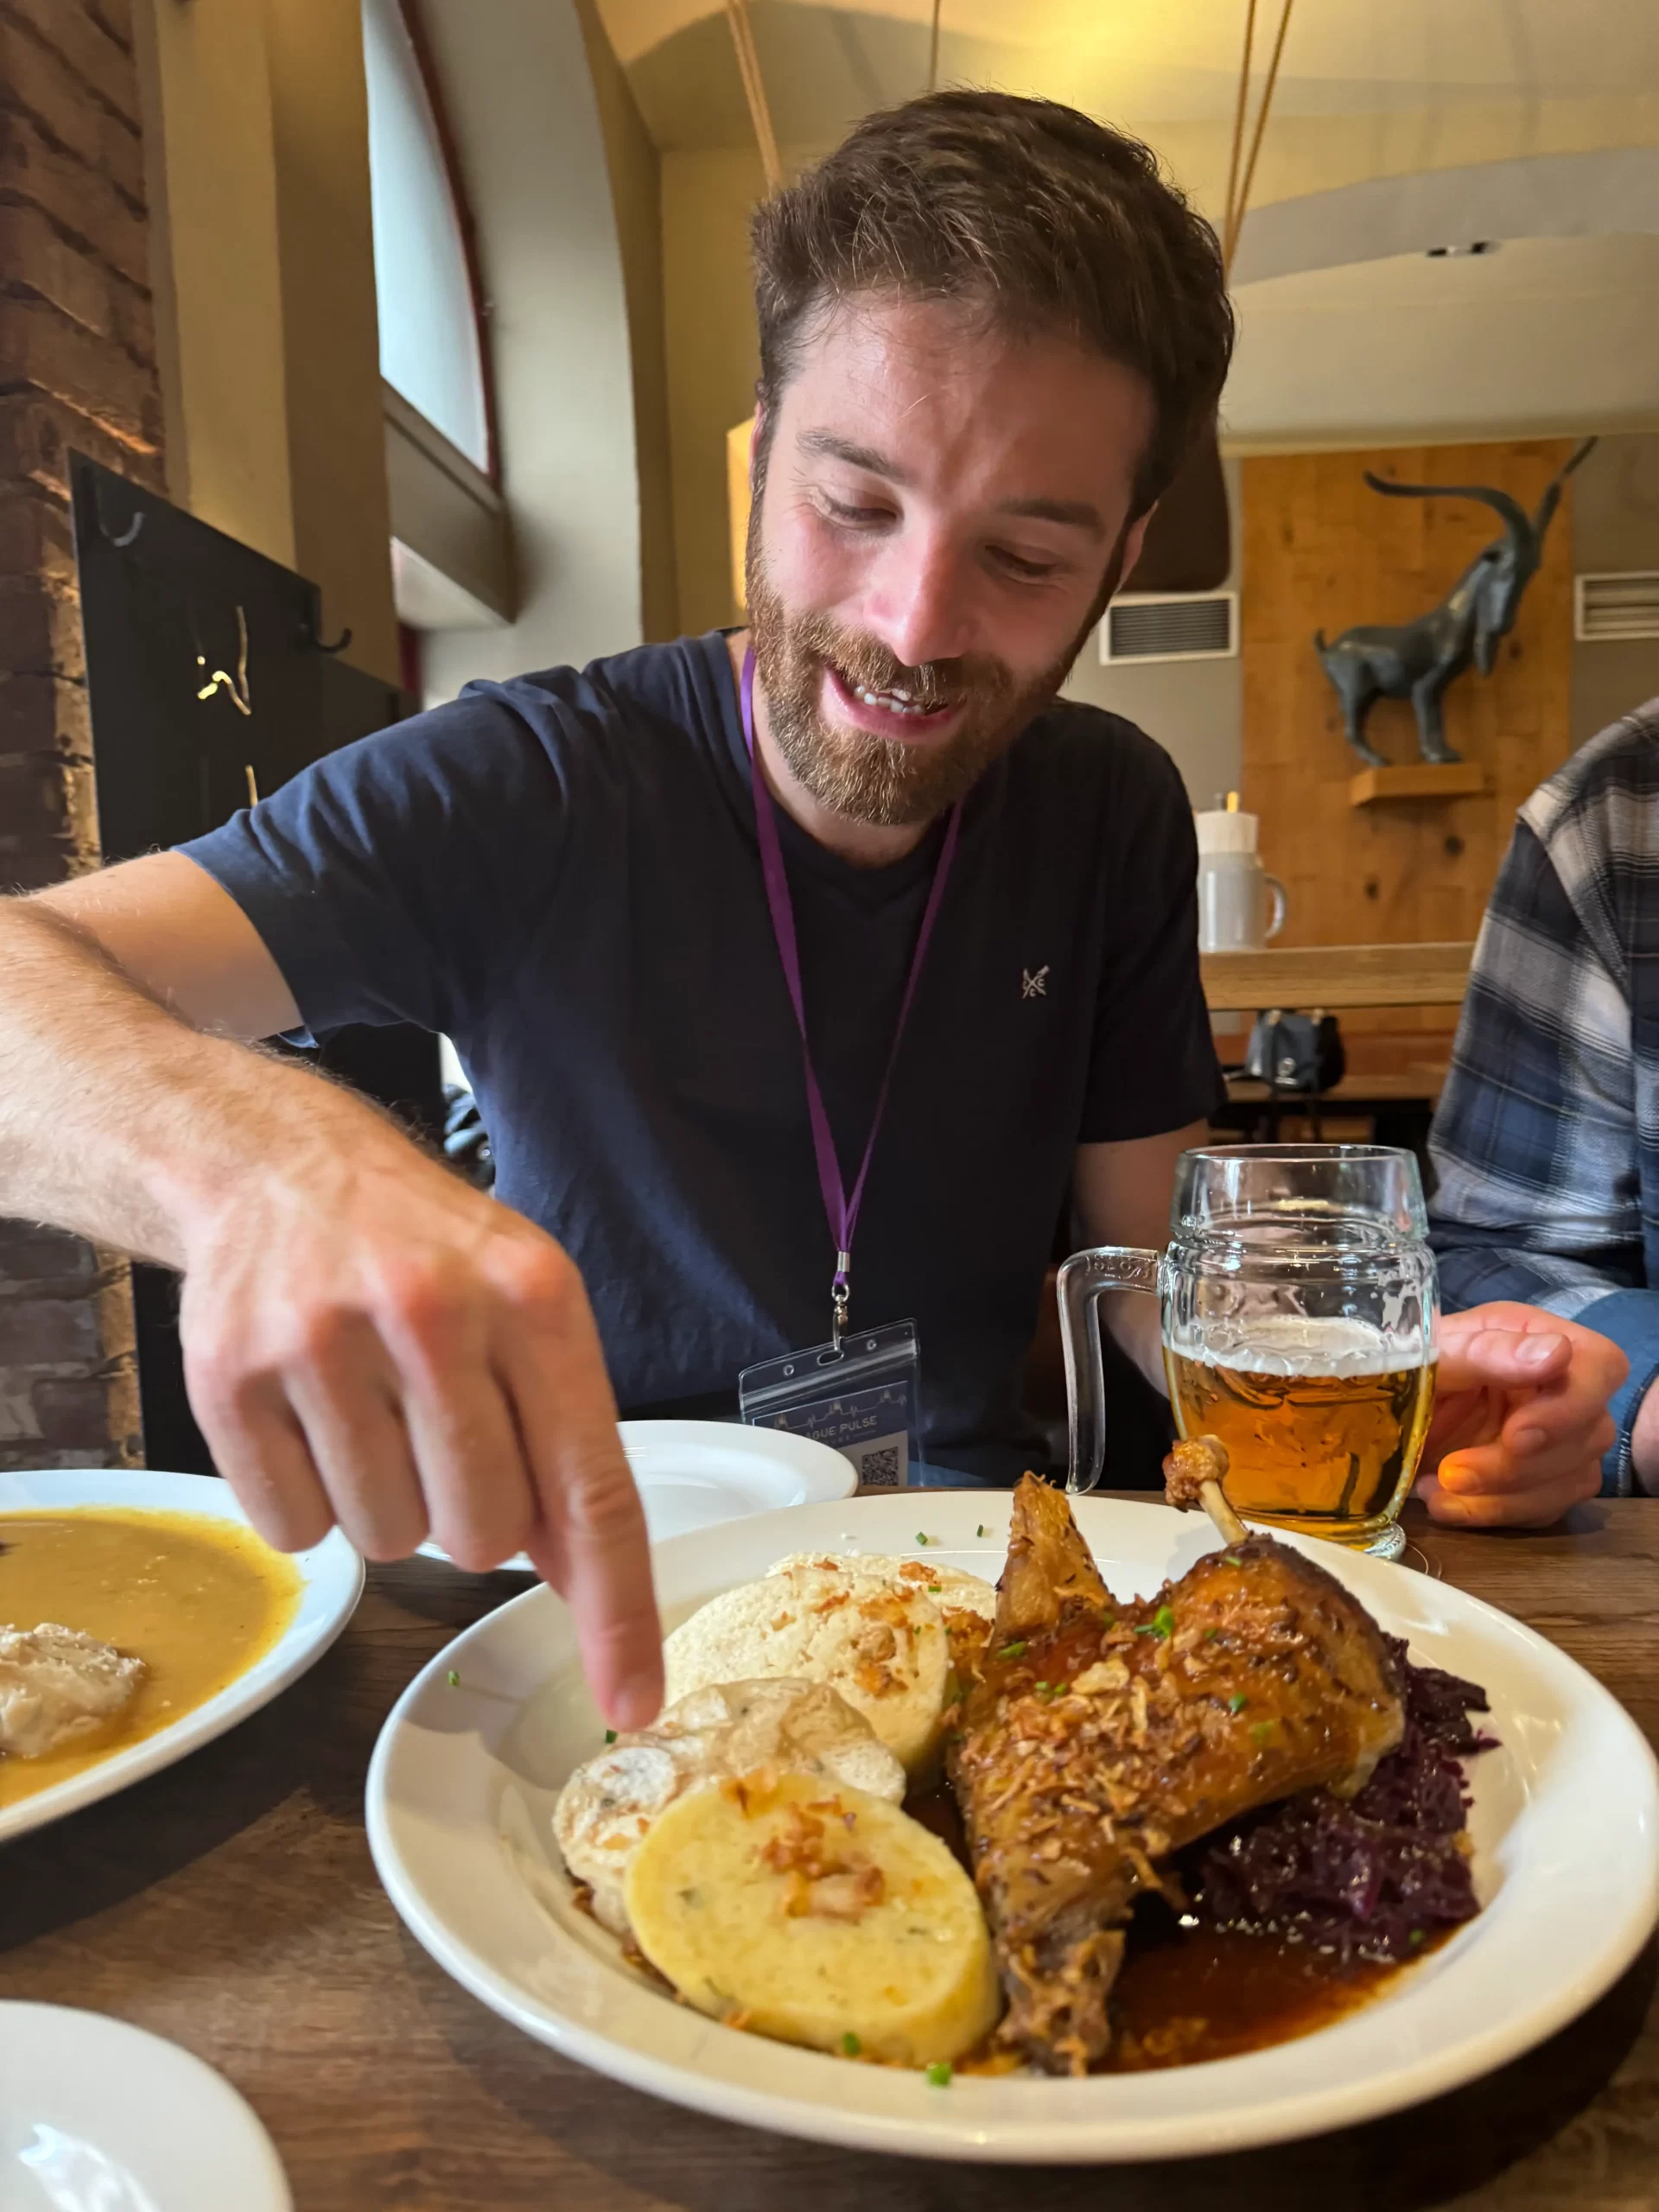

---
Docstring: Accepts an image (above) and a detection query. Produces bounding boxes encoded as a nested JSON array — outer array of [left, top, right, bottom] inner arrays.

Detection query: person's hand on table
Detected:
[[1414, 1300, 1626, 1529], [177, 1134, 663, 1727]]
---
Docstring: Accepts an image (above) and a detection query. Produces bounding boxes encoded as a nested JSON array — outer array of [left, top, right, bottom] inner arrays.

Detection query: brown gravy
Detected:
[[1107, 1907, 1411, 2070], [906, 1783, 1420, 2071], [0, 1507, 301, 1808]]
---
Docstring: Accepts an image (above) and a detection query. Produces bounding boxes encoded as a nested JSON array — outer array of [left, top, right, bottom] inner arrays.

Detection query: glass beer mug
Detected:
[[1058, 1145, 1439, 1560]]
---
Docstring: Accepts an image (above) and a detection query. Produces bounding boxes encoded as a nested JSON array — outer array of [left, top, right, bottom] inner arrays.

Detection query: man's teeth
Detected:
[[852, 683, 933, 717]]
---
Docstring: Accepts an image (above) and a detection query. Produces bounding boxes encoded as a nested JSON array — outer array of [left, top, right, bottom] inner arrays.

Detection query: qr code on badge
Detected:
[[856, 1443, 902, 1491]]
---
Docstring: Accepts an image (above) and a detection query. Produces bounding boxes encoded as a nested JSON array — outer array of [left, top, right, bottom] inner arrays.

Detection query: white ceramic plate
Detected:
[[0, 2004, 290, 2212], [366, 1492, 1659, 2164], [416, 1419, 857, 1565], [0, 1468, 363, 1847]]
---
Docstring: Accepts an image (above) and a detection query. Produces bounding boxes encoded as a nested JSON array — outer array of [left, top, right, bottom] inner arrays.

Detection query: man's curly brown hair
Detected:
[[750, 90, 1233, 516]]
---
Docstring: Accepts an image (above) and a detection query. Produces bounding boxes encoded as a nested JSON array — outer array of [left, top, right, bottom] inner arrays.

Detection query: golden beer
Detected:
[[1165, 1332, 1436, 1549]]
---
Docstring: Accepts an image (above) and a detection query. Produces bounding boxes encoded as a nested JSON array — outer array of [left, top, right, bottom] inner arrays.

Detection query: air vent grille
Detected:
[[1101, 591, 1236, 664], [1575, 571, 1659, 642]]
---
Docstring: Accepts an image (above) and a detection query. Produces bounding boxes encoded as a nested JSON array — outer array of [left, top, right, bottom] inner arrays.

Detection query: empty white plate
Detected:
[[0, 2005, 290, 2212], [416, 1418, 856, 1566], [616, 1420, 857, 1540]]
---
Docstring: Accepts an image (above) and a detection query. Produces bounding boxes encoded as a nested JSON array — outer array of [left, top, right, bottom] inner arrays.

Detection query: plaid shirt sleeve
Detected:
[[1428, 711, 1659, 1492], [1429, 820, 1642, 1312]]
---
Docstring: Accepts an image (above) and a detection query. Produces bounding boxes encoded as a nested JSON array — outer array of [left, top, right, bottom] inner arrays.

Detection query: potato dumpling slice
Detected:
[[623, 1770, 1000, 2069], [553, 1678, 904, 1936]]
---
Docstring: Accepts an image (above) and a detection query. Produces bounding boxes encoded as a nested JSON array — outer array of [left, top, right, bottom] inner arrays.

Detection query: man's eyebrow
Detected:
[[798, 429, 911, 482], [998, 495, 1106, 536], [798, 432, 1106, 537]]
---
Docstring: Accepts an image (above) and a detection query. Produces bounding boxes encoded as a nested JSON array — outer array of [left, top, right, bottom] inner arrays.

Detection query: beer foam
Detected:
[[1171, 1314, 1434, 1378]]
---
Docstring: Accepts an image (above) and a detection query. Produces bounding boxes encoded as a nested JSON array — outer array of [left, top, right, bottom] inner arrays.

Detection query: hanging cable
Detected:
[[1226, 0, 1294, 276], [1221, 0, 1258, 264], [724, 0, 783, 193]]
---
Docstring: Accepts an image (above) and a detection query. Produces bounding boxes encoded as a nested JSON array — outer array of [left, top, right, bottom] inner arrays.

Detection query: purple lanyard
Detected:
[[741, 649, 962, 1344]]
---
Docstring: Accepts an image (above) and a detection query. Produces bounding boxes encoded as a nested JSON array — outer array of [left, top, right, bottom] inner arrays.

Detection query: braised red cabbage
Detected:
[[1186, 1637, 1496, 1961]]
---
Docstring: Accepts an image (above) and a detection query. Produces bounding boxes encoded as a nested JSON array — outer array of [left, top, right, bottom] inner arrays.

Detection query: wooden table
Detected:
[[7, 1500, 1659, 2211], [1215, 1069, 1450, 1156], [1224, 1069, 1449, 1106]]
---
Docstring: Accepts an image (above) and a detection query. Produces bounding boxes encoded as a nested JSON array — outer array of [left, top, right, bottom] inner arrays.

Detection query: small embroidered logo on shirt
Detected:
[[1021, 965, 1050, 1000]]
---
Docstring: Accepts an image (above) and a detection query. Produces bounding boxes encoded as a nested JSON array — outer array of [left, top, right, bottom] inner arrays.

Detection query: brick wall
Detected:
[[0, 0, 162, 1469]]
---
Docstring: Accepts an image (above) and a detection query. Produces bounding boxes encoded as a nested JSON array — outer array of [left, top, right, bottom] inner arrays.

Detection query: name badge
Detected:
[[739, 1319, 921, 1493]]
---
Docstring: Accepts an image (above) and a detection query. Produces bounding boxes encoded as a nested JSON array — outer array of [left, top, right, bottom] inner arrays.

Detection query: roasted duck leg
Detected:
[[946, 1473, 1404, 2074]]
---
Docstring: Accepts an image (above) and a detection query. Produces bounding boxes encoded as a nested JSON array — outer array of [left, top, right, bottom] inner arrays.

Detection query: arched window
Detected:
[[361, 0, 490, 474]]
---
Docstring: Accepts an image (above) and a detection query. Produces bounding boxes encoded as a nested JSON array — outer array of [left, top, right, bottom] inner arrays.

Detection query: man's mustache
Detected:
[[794, 621, 1014, 714]]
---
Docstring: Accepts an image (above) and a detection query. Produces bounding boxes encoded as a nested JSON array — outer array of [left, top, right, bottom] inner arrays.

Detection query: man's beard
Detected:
[[744, 539, 1115, 831]]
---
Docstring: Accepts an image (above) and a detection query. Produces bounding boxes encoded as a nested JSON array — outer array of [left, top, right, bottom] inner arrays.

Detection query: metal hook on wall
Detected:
[[302, 614, 353, 654]]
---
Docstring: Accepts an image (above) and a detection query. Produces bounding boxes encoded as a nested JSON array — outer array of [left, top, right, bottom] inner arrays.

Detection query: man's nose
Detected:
[[859, 528, 978, 671]]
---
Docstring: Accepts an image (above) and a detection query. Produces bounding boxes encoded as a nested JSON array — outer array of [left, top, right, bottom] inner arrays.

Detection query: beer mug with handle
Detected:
[[1058, 1145, 1439, 1559]]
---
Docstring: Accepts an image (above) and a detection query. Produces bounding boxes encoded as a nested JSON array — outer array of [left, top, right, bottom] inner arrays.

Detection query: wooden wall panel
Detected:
[[1240, 441, 1578, 1043]]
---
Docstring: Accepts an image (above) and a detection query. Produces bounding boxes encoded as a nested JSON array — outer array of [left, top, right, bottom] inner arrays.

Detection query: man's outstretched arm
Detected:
[[0, 855, 661, 1726], [1429, 816, 1648, 1503]]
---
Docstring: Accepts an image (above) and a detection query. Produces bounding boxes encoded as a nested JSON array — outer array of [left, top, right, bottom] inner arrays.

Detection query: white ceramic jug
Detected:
[[1194, 804, 1287, 953]]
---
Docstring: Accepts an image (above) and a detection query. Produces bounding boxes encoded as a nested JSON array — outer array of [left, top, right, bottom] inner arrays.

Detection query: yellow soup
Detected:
[[0, 1506, 302, 1808]]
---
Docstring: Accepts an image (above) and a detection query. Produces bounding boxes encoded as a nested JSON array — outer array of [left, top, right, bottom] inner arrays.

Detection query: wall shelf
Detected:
[[1347, 761, 1490, 807], [1201, 941, 1474, 1010]]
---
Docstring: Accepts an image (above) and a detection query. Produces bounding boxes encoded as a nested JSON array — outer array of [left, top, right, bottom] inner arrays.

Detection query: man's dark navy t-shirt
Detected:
[[180, 632, 1220, 1482]]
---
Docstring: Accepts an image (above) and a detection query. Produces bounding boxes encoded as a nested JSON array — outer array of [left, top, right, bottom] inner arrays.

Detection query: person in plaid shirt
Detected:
[[1428, 702, 1659, 1512]]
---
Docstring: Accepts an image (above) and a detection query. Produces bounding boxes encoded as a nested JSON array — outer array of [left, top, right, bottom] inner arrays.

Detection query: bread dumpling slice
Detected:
[[663, 1566, 950, 1774], [624, 1770, 1000, 2068], [554, 1677, 903, 1935], [765, 1552, 998, 1678], [766, 1552, 997, 1623]]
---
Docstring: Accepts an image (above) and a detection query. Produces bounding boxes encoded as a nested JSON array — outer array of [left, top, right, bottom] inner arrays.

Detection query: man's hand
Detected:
[[0, 867, 663, 1731], [177, 1135, 663, 1729], [1415, 1301, 1626, 1529]]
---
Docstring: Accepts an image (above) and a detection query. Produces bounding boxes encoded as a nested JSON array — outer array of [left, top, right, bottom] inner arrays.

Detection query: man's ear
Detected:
[[1116, 503, 1158, 594]]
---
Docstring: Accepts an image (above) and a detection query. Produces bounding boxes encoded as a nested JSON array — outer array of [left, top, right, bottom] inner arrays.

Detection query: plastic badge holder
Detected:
[[739, 1319, 921, 1492]]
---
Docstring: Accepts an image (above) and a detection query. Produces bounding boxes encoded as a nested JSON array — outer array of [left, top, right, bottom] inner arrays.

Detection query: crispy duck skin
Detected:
[[945, 1475, 1405, 2074]]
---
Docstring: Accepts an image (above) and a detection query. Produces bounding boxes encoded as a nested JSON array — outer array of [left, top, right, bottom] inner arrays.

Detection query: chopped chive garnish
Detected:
[[1101, 1614, 1115, 1630], [916, 1531, 929, 1545], [1228, 1693, 1249, 1713], [1033, 1681, 1049, 1694], [928, 1584, 942, 1593], [446, 1669, 460, 1688], [842, 2031, 861, 2056], [1051, 1682, 1069, 1698], [1250, 1720, 1274, 1745], [997, 1640, 1028, 1661], [1205, 1628, 1221, 1642], [925, 2061, 952, 2087], [1152, 1605, 1175, 1638], [1408, 1929, 1426, 1948], [976, 1523, 986, 1537], [605, 1728, 617, 1744]]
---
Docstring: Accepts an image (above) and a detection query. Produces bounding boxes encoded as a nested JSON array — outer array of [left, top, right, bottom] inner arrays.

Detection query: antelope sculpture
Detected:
[[1314, 440, 1595, 766]]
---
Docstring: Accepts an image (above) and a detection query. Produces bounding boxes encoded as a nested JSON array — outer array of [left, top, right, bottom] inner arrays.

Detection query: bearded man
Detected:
[[0, 93, 1624, 1726]]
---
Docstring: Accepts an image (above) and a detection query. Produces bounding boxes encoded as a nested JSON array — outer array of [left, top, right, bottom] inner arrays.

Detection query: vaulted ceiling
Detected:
[[591, 0, 1659, 442], [594, 0, 1659, 167]]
